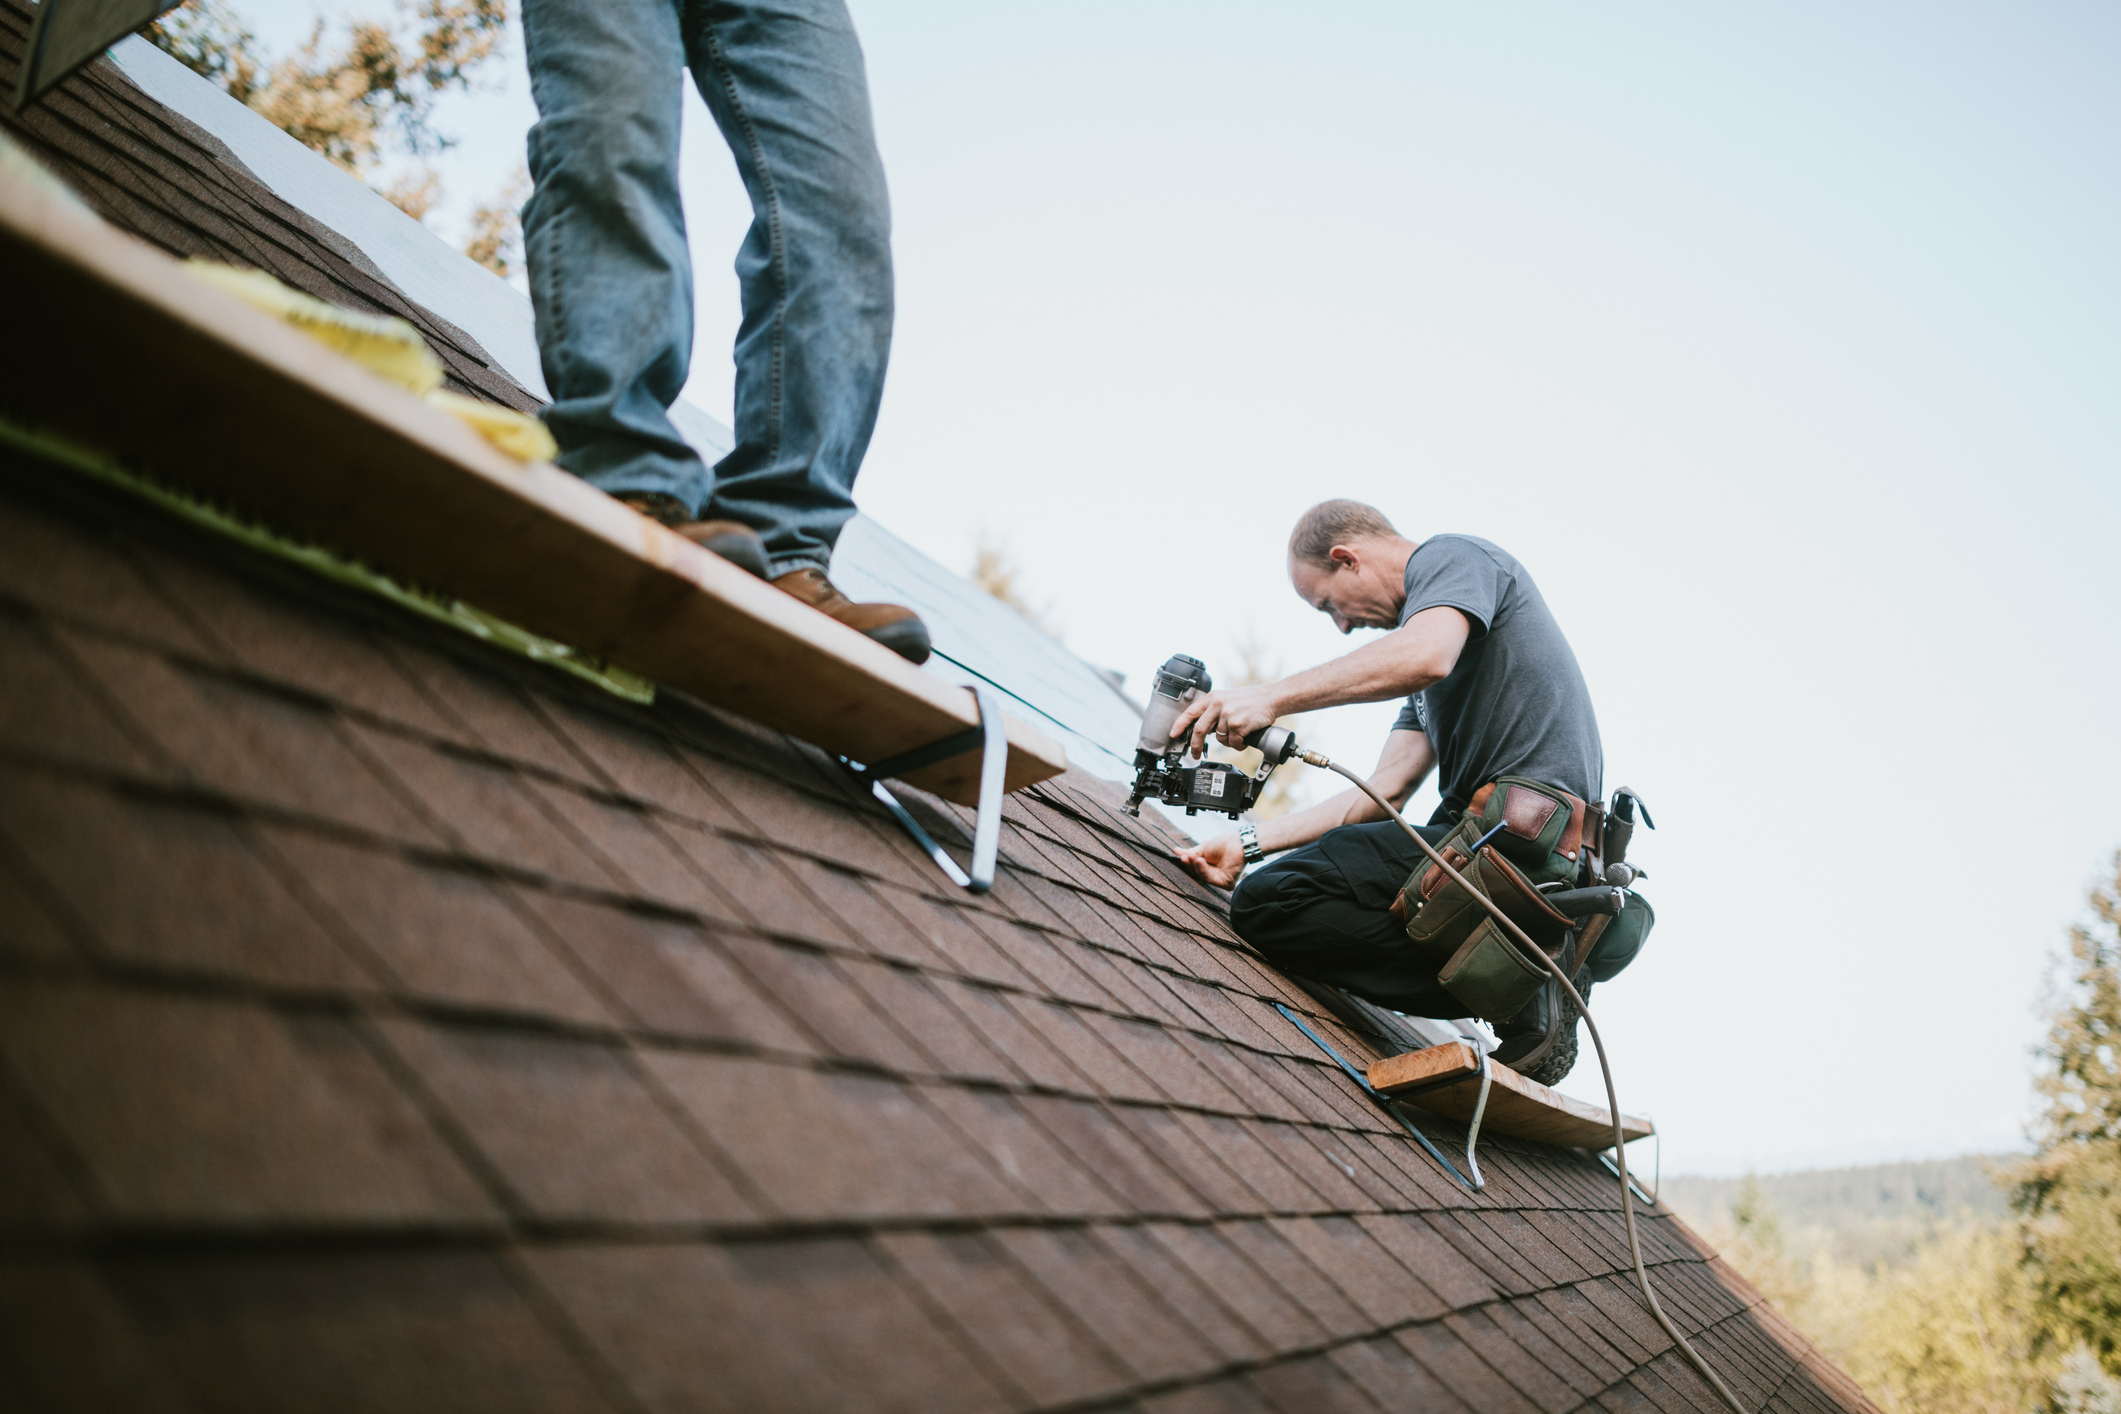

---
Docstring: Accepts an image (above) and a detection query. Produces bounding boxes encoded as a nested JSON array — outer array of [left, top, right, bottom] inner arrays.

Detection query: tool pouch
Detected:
[[1398, 776, 1581, 928], [1468, 776, 1589, 880], [1437, 917, 1550, 1022], [1395, 777, 1598, 1021], [1403, 842, 1578, 1022], [1580, 889, 1655, 983]]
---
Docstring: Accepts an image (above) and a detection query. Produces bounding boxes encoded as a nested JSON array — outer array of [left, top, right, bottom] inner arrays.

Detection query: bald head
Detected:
[[1288, 500, 1399, 569], [1285, 500, 1416, 634]]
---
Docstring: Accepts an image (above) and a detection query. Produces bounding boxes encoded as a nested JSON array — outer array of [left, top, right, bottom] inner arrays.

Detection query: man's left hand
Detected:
[[1171, 684, 1282, 758], [1174, 833, 1245, 889]]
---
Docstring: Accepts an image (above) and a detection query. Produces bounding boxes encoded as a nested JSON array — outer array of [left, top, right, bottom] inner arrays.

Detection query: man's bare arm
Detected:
[[1175, 730, 1436, 888], [1173, 606, 1471, 755]]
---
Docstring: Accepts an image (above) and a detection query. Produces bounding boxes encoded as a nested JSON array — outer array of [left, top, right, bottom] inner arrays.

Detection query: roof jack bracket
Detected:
[[1273, 1003, 1487, 1193], [1599, 1128, 1660, 1206], [842, 685, 1007, 894]]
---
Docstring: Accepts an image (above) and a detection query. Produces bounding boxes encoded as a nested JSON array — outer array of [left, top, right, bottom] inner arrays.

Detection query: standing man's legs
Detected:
[[683, 0, 893, 579], [520, 0, 928, 660], [1230, 819, 1467, 1017], [521, 0, 707, 513]]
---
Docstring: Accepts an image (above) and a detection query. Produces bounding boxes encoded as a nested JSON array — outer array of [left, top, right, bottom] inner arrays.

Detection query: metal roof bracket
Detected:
[[843, 684, 1007, 894], [1273, 1002, 1485, 1193]]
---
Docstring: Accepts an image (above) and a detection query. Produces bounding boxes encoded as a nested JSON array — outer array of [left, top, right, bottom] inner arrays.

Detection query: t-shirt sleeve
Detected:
[[1392, 698, 1424, 734], [1402, 536, 1510, 636]]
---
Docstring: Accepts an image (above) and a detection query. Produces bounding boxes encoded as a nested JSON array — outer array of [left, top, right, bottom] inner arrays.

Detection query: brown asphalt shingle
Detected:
[[109, 1249, 623, 1414], [0, 983, 496, 1227], [880, 1228, 1136, 1407], [530, 1239, 1012, 1414], [923, 1087, 1132, 1219], [0, 773, 371, 993], [371, 1020, 756, 1226], [0, 616, 159, 777], [265, 831, 615, 1025], [513, 895, 816, 1053], [641, 1053, 1018, 1223]]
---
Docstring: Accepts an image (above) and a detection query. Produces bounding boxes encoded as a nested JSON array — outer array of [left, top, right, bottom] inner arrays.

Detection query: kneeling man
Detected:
[[1175, 500, 1636, 1078]]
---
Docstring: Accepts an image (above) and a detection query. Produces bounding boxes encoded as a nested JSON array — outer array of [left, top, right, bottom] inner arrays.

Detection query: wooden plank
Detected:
[[0, 160, 1067, 804], [1368, 1043, 1654, 1148]]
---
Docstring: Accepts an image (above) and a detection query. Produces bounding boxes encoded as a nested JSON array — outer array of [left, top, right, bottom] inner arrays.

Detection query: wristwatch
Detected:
[[1238, 822, 1264, 864]]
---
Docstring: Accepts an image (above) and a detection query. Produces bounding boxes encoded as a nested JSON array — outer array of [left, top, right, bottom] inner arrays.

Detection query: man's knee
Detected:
[[1227, 866, 1272, 946], [1227, 856, 1318, 959]]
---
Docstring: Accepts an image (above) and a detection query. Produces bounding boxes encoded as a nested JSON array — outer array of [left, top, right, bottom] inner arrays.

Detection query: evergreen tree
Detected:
[[2015, 848, 2121, 1380]]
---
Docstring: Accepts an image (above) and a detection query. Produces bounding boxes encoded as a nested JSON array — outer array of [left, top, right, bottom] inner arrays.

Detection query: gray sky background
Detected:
[[245, 1, 2121, 1177]]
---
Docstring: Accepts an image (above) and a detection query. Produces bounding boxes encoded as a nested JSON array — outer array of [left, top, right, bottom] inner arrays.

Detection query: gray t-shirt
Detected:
[[1389, 535, 1603, 817]]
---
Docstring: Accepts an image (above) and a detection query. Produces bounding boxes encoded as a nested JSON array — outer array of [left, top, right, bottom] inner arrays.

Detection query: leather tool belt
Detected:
[[1395, 776, 1598, 1023]]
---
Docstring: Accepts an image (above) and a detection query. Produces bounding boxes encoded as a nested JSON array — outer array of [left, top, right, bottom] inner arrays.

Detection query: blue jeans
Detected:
[[520, 0, 892, 575]]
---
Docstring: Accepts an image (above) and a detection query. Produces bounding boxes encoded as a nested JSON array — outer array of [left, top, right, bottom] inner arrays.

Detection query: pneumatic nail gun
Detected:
[[1123, 653, 1299, 817]]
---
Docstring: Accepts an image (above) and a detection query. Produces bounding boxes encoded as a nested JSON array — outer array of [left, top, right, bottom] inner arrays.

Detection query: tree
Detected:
[[145, 0, 515, 247], [1705, 1180, 2049, 1414], [1805, 1223, 2047, 1414], [967, 530, 1060, 638], [1717, 1176, 1811, 1312], [462, 165, 528, 276], [2015, 848, 2121, 1381]]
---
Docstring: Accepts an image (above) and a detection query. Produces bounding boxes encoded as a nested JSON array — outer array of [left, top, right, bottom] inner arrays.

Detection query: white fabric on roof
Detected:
[[110, 36, 551, 401]]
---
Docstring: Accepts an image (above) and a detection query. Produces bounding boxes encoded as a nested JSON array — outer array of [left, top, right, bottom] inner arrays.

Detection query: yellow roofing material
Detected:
[[182, 260, 558, 463], [425, 388, 559, 463], [183, 259, 444, 395]]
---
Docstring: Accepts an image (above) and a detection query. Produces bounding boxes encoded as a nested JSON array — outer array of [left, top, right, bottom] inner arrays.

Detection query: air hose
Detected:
[[1297, 748, 1750, 1414]]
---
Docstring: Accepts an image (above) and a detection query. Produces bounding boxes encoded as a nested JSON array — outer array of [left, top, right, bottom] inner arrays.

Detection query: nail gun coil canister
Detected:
[[1137, 653, 1210, 756]]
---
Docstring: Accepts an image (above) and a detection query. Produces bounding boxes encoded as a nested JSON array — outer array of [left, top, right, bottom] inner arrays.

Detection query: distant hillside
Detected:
[[1662, 1154, 2018, 1268]]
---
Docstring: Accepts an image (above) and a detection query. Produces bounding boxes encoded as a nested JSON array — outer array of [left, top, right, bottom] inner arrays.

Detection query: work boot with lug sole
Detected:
[[1492, 974, 1586, 1086], [771, 566, 932, 666], [617, 493, 770, 580]]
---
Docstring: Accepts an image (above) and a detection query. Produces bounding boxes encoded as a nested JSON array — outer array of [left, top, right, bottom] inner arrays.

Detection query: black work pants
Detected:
[[1228, 819, 1465, 1016]]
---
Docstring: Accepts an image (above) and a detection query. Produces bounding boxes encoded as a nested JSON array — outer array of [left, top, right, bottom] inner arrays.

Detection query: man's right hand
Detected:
[[1175, 833, 1246, 889], [1171, 683, 1283, 759]]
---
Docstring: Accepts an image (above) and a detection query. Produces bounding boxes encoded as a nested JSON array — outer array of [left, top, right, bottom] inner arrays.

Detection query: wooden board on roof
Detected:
[[0, 158, 1066, 804], [1369, 1042, 1655, 1148]]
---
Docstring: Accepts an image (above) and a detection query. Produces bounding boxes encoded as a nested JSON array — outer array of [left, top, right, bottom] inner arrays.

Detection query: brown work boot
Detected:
[[771, 566, 932, 665], [617, 493, 769, 579]]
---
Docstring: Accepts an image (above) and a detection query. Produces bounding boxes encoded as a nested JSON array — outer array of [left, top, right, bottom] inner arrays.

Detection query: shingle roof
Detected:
[[0, 431, 1874, 1414], [0, 10, 1877, 1411]]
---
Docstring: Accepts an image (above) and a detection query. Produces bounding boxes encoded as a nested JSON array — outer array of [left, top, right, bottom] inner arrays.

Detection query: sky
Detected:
[[243, 1, 2121, 1178]]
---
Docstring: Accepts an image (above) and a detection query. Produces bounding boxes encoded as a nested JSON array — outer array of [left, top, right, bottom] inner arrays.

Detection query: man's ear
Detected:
[[1328, 544, 1359, 571]]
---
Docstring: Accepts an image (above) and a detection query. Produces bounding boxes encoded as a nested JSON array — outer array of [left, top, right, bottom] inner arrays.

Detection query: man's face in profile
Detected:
[[1289, 544, 1403, 634]]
